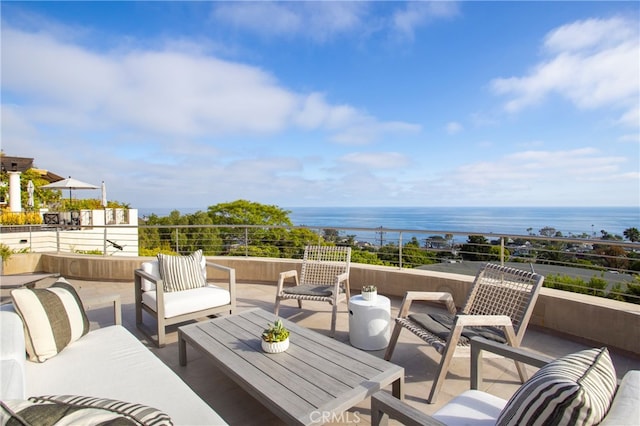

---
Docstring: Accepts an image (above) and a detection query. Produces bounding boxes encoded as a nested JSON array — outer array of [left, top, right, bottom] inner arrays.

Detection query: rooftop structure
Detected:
[[0, 154, 63, 182]]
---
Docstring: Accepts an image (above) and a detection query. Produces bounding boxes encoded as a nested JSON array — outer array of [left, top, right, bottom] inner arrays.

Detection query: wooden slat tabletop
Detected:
[[179, 308, 404, 425]]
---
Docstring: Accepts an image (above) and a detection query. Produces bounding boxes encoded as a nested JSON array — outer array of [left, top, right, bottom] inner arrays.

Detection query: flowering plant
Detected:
[[362, 285, 377, 293]]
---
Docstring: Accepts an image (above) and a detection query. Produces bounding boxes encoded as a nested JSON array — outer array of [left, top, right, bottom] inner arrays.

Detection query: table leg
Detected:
[[178, 331, 187, 366], [392, 375, 404, 400]]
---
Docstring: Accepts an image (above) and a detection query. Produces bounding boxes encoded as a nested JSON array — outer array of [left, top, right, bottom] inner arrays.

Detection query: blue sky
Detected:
[[2, 1, 639, 209]]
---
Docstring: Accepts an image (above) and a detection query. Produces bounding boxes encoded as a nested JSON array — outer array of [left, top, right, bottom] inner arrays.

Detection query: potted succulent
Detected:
[[261, 318, 290, 353], [361, 285, 377, 302]]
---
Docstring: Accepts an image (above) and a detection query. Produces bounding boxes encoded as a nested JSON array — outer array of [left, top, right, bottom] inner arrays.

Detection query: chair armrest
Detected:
[[371, 391, 446, 426], [205, 261, 234, 275], [83, 294, 122, 326], [134, 268, 161, 285], [397, 291, 457, 318], [276, 270, 299, 293], [455, 314, 513, 327], [205, 261, 236, 302], [470, 336, 553, 390]]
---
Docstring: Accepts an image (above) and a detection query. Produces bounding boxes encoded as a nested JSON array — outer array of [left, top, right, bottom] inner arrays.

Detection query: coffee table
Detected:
[[178, 308, 404, 425]]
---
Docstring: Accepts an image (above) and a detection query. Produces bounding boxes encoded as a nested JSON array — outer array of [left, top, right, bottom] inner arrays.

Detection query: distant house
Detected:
[[0, 154, 63, 182]]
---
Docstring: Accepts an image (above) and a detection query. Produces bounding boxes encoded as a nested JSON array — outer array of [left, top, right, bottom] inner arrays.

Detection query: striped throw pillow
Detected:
[[11, 278, 89, 363], [1, 395, 172, 426], [496, 347, 617, 426], [157, 250, 207, 292]]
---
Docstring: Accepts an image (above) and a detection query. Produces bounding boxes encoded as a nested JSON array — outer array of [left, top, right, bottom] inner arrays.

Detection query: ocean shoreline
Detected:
[[138, 206, 639, 237]]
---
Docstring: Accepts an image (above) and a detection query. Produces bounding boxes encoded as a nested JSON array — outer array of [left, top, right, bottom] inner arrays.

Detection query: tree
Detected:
[[208, 199, 293, 226], [623, 227, 640, 242], [460, 235, 490, 261], [402, 237, 436, 267], [322, 228, 340, 243], [593, 244, 629, 270], [538, 226, 557, 237], [207, 200, 294, 255]]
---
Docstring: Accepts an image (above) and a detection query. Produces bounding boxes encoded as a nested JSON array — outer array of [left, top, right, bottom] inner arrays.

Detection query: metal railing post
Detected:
[[399, 232, 403, 269], [103, 227, 108, 257], [245, 228, 249, 257]]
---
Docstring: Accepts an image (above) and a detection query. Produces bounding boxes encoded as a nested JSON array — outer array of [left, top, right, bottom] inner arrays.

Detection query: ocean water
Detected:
[[139, 206, 639, 238]]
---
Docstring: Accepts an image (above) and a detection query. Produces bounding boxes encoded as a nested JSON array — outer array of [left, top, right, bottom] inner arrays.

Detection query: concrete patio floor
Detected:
[[13, 277, 640, 425]]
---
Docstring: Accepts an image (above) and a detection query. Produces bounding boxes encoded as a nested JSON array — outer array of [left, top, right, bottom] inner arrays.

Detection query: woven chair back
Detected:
[[462, 263, 544, 339], [300, 246, 351, 287]]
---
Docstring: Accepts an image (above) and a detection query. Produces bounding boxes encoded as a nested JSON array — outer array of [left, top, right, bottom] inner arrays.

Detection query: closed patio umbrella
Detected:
[[27, 180, 34, 208], [101, 181, 107, 208], [41, 176, 99, 203]]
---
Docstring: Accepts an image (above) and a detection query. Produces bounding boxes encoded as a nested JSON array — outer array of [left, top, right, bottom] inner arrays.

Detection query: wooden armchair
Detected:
[[385, 263, 544, 403], [274, 245, 351, 337], [134, 251, 235, 347], [373, 337, 636, 426]]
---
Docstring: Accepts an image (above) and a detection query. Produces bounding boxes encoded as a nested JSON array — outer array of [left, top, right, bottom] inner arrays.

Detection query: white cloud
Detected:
[[392, 1, 459, 40], [544, 16, 637, 53], [619, 133, 640, 143], [212, 2, 367, 42], [618, 106, 640, 128], [454, 147, 629, 187], [408, 146, 638, 206], [2, 26, 418, 144], [446, 121, 463, 134], [212, 1, 458, 43], [340, 152, 409, 169], [491, 17, 640, 127]]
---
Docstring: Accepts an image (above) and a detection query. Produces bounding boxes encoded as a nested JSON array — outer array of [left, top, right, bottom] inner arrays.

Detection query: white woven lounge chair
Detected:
[[385, 263, 544, 403], [274, 245, 351, 337]]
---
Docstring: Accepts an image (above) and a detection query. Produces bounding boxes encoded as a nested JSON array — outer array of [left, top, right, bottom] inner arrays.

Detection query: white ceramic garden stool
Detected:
[[348, 294, 391, 351]]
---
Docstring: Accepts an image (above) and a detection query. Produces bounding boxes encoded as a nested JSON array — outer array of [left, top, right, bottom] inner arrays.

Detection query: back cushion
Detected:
[[141, 260, 160, 291], [496, 347, 617, 426], [11, 278, 89, 363], [157, 249, 207, 292]]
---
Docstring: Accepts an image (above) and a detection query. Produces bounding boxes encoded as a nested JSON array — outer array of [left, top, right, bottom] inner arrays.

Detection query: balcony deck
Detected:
[[15, 277, 640, 425]]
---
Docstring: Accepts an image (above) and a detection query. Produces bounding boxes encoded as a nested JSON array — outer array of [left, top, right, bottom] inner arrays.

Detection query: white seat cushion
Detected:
[[600, 370, 640, 426], [0, 307, 26, 400], [25, 325, 227, 425], [432, 390, 506, 426], [141, 285, 231, 318], [1, 359, 25, 400]]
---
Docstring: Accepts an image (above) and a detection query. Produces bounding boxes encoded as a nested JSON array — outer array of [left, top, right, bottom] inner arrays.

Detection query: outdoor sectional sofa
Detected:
[[0, 278, 226, 425]]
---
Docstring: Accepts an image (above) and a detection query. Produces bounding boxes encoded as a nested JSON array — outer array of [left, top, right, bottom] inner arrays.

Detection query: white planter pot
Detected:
[[362, 290, 377, 302], [261, 337, 289, 353]]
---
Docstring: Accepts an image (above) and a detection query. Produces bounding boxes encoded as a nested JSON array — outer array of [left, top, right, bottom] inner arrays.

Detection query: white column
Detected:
[[8, 171, 22, 212]]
